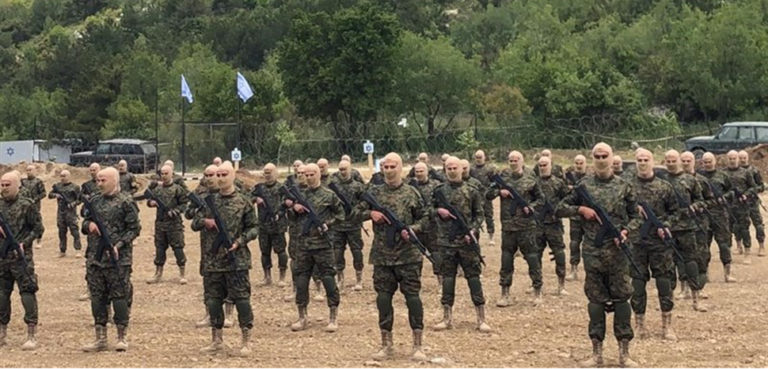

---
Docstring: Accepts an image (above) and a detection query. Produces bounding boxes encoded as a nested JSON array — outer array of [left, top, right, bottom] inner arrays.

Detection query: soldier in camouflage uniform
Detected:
[[145, 165, 189, 285], [335, 155, 365, 184], [354, 152, 429, 362], [49, 170, 82, 257], [187, 165, 218, 328], [432, 157, 491, 333], [738, 150, 765, 257], [0, 171, 44, 350], [681, 151, 713, 304], [565, 155, 588, 280], [193, 161, 258, 356], [329, 160, 366, 291], [21, 165, 45, 249], [723, 150, 757, 264], [286, 163, 344, 332], [318, 158, 331, 186], [533, 149, 565, 179], [285, 160, 304, 186], [117, 160, 138, 195], [409, 162, 441, 282], [556, 143, 640, 367], [408, 152, 445, 182], [81, 163, 101, 202], [470, 150, 497, 246], [700, 152, 738, 283], [252, 163, 288, 286], [535, 156, 570, 296], [81, 167, 140, 352], [612, 155, 625, 178], [627, 149, 679, 341], [487, 151, 545, 307]]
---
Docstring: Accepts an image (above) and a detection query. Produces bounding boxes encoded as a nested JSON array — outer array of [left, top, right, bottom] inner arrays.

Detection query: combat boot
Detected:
[[179, 266, 187, 285], [759, 242, 766, 257], [146, 265, 163, 284], [263, 267, 272, 286], [336, 270, 345, 291], [82, 325, 108, 352], [743, 247, 752, 265], [78, 288, 90, 301], [223, 302, 235, 328], [533, 288, 543, 306], [496, 286, 511, 307], [724, 264, 738, 283], [20, 323, 37, 351], [313, 280, 325, 302], [236, 328, 251, 357], [354, 270, 363, 291], [692, 289, 708, 312], [115, 325, 128, 351], [736, 240, 744, 255], [199, 328, 224, 353], [371, 330, 393, 361], [475, 305, 492, 333], [566, 263, 578, 281], [635, 314, 648, 339], [291, 305, 308, 331], [618, 339, 639, 368], [433, 305, 453, 331], [676, 281, 691, 299], [0, 324, 6, 347], [195, 310, 211, 328], [324, 306, 338, 332], [74, 238, 82, 257], [488, 233, 495, 247], [579, 339, 603, 367], [411, 329, 428, 361], [277, 268, 288, 287], [661, 312, 678, 341], [557, 276, 569, 296], [283, 284, 296, 303]]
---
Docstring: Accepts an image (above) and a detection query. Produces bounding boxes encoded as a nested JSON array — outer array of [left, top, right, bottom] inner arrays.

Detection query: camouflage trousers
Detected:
[[373, 263, 423, 331], [86, 264, 131, 326], [439, 245, 485, 307], [0, 259, 39, 325], [56, 210, 81, 252], [500, 230, 541, 289], [569, 219, 584, 265], [288, 233, 321, 284], [329, 228, 364, 272], [417, 230, 440, 276], [258, 231, 287, 271], [695, 226, 711, 290], [748, 201, 765, 243], [536, 223, 567, 279], [204, 271, 253, 329], [293, 248, 339, 308], [153, 221, 186, 267], [730, 205, 752, 249], [630, 240, 674, 314], [673, 230, 702, 291], [706, 210, 732, 265], [582, 247, 634, 342], [483, 199, 495, 235]]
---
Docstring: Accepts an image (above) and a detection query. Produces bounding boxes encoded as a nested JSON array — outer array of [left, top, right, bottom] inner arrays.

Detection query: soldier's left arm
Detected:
[[745, 169, 758, 196], [176, 185, 189, 212], [36, 180, 47, 201], [469, 186, 484, 231], [662, 184, 679, 229], [623, 182, 642, 233], [753, 169, 764, 193], [528, 179, 545, 209], [21, 201, 44, 247], [409, 189, 428, 234], [73, 185, 82, 206], [118, 198, 141, 247], [238, 198, 259, 246], [326, 191, 345, 227]]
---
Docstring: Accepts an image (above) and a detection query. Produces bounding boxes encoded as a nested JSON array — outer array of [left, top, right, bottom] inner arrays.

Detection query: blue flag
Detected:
[[236, 72, 254, 103], [181, 74, 194, 103]]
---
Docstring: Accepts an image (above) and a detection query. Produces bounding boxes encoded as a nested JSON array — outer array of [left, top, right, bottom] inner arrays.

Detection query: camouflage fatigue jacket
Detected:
[[119, 172, 137, 194], [0, 195, 44, 264], [742, 165, 764, 193], [81, 178, 99, 201], [282, 184, 306, 240], [49, 182, 82, 214], [286, 185, 343, 251], [487, 168, 544, 231], [330, 176, 366, 231], [432, 181, 484, 248], [556, 174, 641, 253], [81, 192, 141, 268], [408, 177, 441, 232], [534, 163, 565, 180], [150, 182, 188, 224], [699, 169, 734, 214], [564, 170, 589, 222], [724, 167, 756, 198], [354, 182, 427, 266], [21, 177, 46, 204], [665, 171, 706, 232], [626, 175, 679, 243], [191, 191, 258, 272], [536, 175, 568, 224], [332, 169, 365, 184], [408, 166, 445, 182], [320, 174, 331, 187], [252, 180, 287, 233], [470, 163, 497, 189]]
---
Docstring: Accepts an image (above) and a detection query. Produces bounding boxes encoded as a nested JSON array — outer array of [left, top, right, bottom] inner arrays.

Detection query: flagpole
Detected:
[[154, 86, 159, 172], [181, 98, 186, 176], [236, 71, 241, 151]]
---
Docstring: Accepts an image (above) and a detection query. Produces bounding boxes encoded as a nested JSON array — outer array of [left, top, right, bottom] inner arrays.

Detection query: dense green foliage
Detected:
[[2, 0, 767, 161]]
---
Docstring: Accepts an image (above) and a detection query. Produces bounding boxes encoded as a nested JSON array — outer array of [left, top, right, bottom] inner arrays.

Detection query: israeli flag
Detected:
[[181, 74, 194, 103], [236, 72, 254, 103]]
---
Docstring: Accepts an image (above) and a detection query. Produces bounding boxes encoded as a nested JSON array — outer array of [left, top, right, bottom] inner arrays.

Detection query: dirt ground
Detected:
[[1, 169, 768, 368]]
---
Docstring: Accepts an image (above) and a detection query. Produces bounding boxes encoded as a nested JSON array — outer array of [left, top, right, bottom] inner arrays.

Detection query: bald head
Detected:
[[612, 155, 623, 173], [213, 157, 222, 165], [98, 167, 120, 195], [263, 163, 277, 182], [702, 152, 717, 171], [382, 152, 403, 185], [160, 164, 174, 184], [441, 153, 450, 163], [680, 151, 695, 173], [541, 149, 552, 158], [305, 163, 321, 187], [25, 165, 36, 179], [738, 150, 749, 166], [0, 171, 22, 199], [89, 163, 101, 179], [297, 164, 308, 186], [203, 164, 218, 189], [538, 156, 552, 177], [414, 162, 429, 182], [292, 160, 303, 173], [459, 159, 471, 178], [474, 150, 486, 165], [164, 160, 175, 170], [317, 158, 329, 175], [591, 142, 613, 177], [664, 150, 681, 173], [117, 160, 128, 173], [337, 160, 351, 180], [216, 161, 236, 193], [727, 150, 739, 168], [341, 154, 351, 163], [445, 156, 462, 182], [60, 169, 71, 184], [508, 151, 523, 172]]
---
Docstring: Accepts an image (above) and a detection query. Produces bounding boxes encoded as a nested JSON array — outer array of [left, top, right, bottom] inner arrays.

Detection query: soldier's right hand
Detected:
[[148, 200, 157, 207], [204, 218, 218, 231], [293, 204, 308, 213], [613, 229, 629, 247], [88, 222, 101, 236], [577, 206, 602, 224], [500, 189, 512, 198], [437, 208, 456, 220], [255, 197, 264, 206], [0, 226, 6, 239], [370, 210, 391, 224], [284, 199, 294, 207]]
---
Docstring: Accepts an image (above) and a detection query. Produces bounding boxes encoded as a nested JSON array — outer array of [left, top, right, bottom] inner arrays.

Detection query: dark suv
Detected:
[[70, 139, 158, 173], [685, 121, 768, 157]]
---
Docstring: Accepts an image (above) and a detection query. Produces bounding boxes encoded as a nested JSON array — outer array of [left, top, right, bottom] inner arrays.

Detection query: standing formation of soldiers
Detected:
[[0, 143, 764, 368]]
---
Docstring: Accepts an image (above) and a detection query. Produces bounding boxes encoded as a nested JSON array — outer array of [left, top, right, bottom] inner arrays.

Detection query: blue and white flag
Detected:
[[181, 74, 194, 103], [236, 72, 254, 103]]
